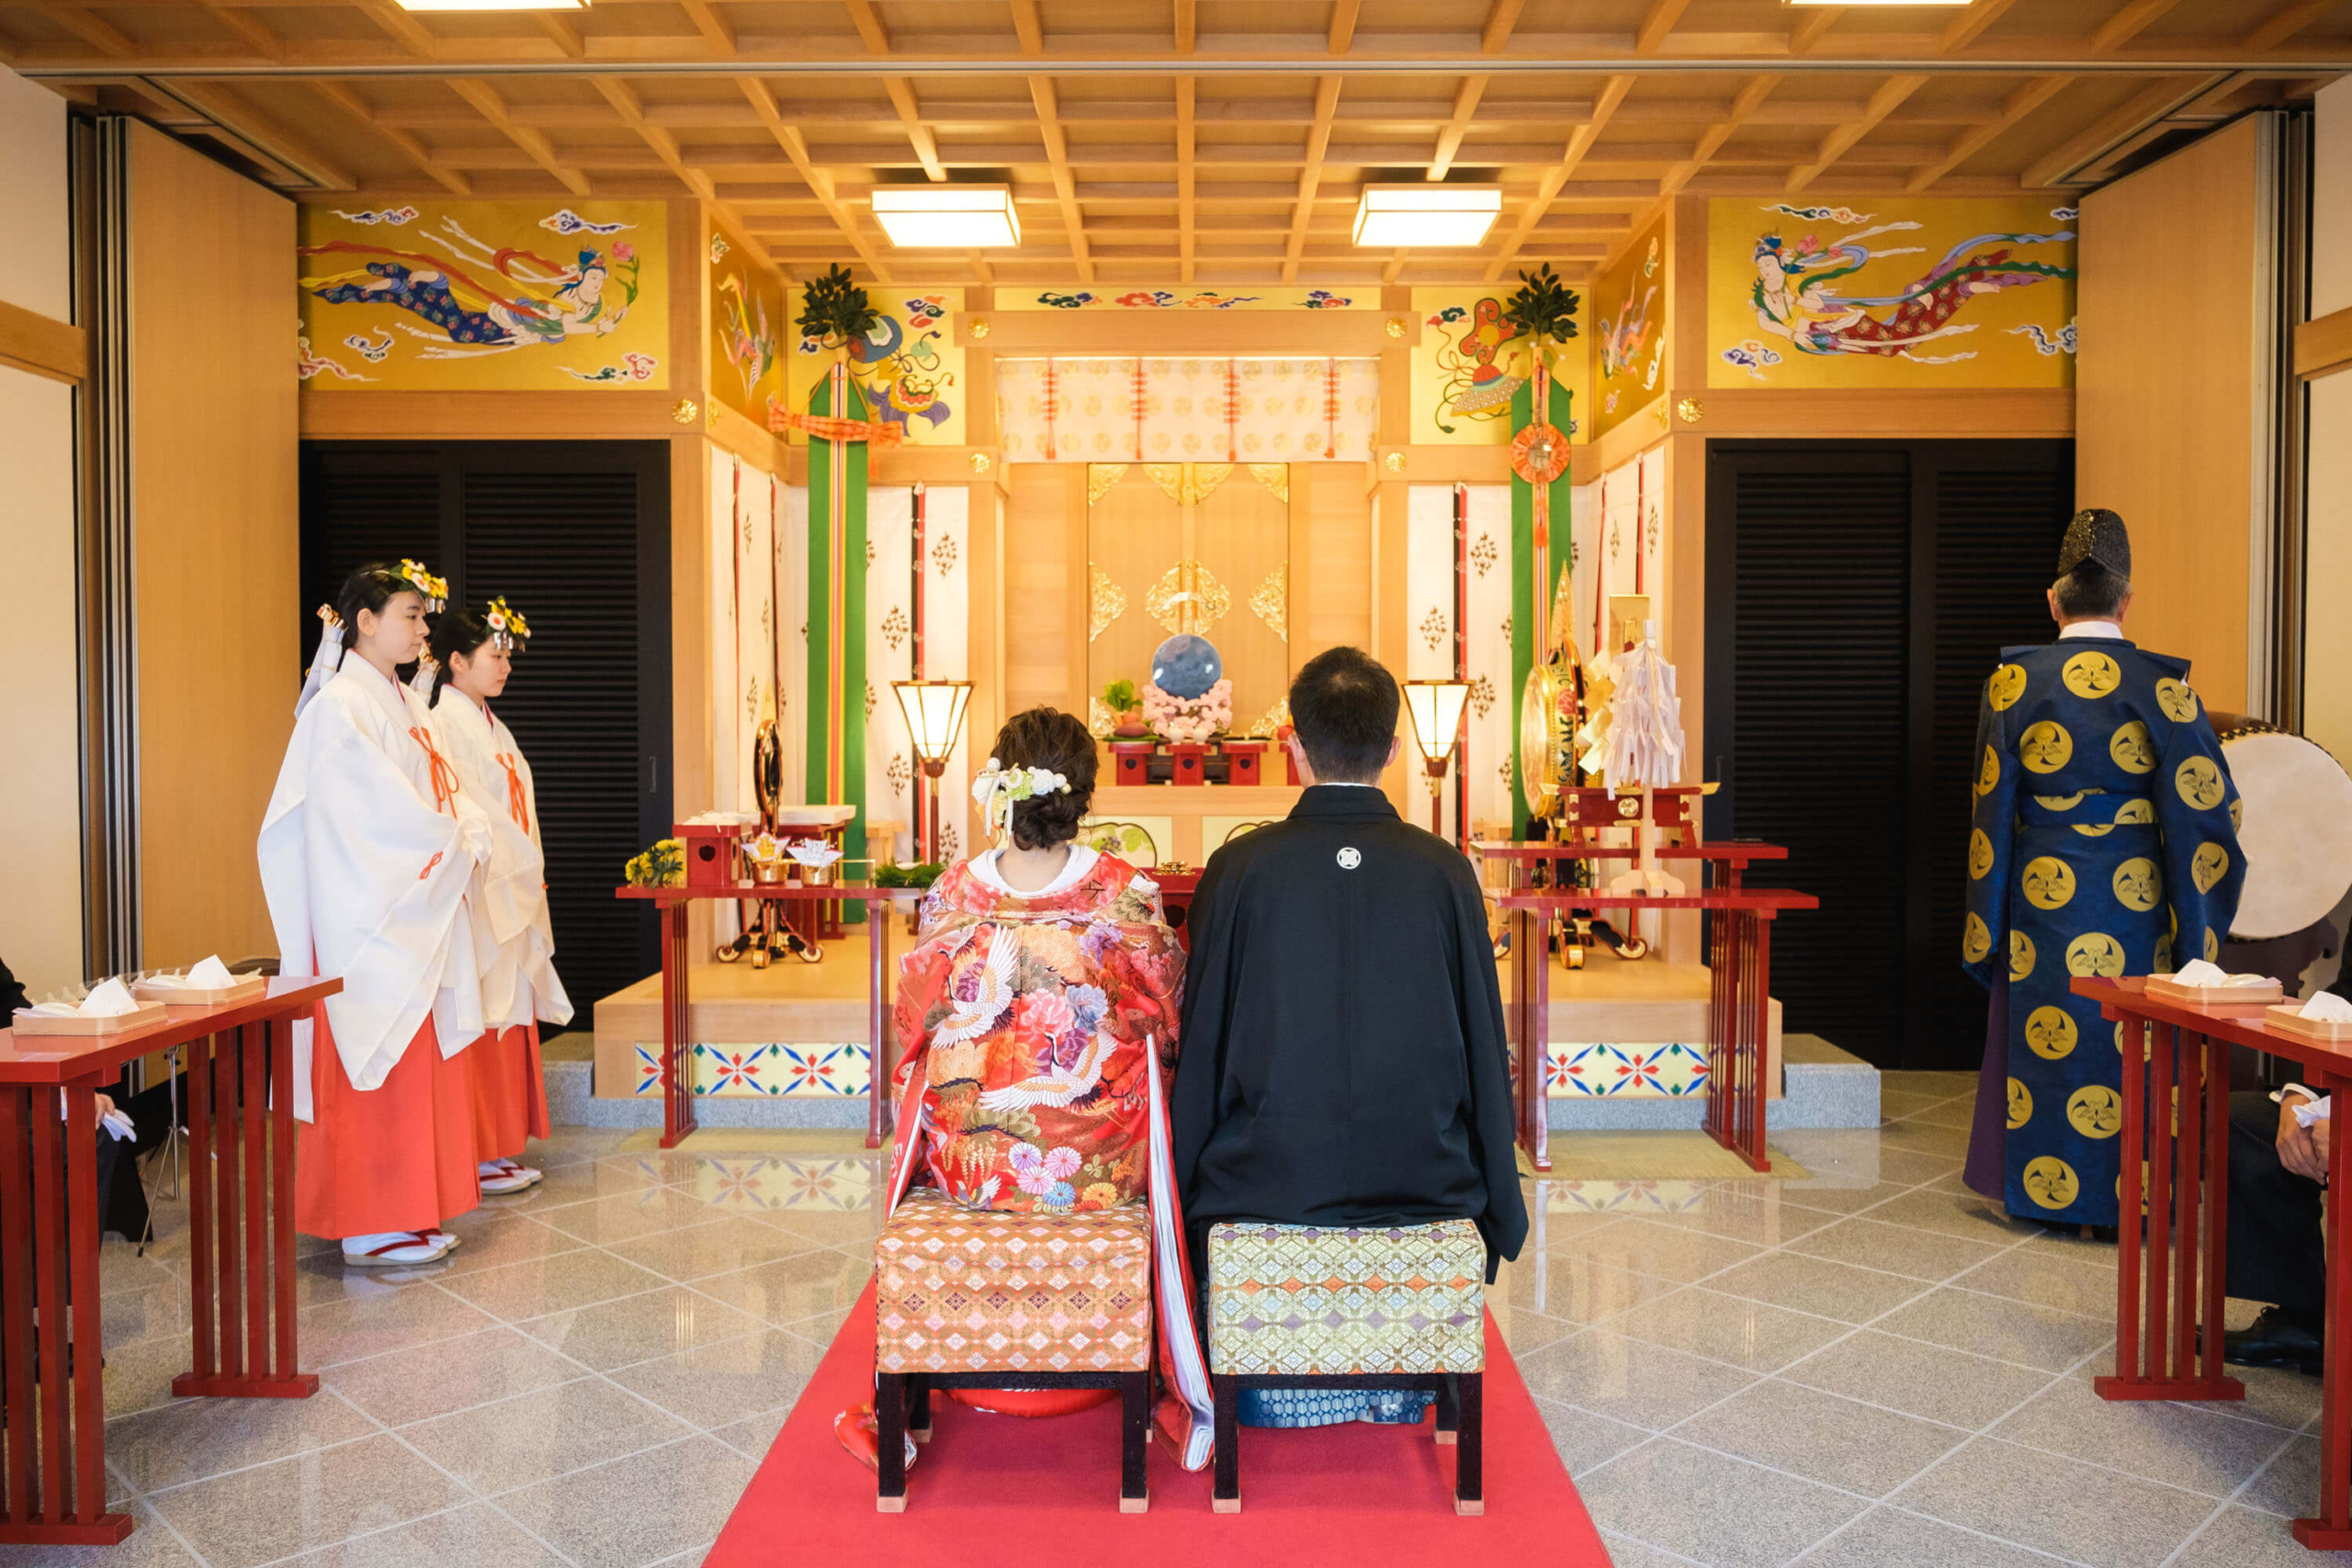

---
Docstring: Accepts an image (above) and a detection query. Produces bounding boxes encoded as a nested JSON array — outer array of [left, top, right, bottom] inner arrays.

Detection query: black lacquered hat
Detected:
[[2057, 508, 2131, 578]]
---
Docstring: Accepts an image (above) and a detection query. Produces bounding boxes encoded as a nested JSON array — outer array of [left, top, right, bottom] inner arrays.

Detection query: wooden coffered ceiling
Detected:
[[7, 0, 2349, 286]]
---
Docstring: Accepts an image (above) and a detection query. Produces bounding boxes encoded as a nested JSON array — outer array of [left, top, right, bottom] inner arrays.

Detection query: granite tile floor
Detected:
[[5, 1075, 2329, 1568]]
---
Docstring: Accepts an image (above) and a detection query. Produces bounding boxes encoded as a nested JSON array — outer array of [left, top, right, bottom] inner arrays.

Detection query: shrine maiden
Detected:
[[426, 599, 572, 1196], [1962, 511, 2245, 1230], [260, 561, 494, 1266]]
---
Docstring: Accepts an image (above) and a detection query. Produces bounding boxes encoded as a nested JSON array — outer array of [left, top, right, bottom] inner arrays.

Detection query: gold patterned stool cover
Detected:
[[871, 1186, 1155, 1513], [1205, 1218, 1487, 1516]]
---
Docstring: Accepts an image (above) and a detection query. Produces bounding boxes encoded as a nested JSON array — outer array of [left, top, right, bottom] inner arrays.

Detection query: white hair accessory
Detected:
[[971, 755, 1070, 841]]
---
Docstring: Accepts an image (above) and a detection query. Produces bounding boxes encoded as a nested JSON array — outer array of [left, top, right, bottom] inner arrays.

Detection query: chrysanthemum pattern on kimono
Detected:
[[891, 852, 1184, 1212]]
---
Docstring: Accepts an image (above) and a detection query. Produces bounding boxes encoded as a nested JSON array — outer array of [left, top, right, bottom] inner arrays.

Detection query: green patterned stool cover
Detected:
[[1206, 1219, 1486, 1377]]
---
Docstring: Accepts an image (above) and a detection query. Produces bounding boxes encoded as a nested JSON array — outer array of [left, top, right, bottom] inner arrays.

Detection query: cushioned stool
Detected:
[[872, 1187, 1155, 1512], [1206, 1217, 1487, 1515]]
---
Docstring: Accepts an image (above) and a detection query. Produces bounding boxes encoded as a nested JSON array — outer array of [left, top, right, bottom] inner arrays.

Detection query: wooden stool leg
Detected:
[[876, 1375, 908, 1513], [1212, 1373, 1240, 1513], [1434, 1372, 1460, 1445], [908, 1373, 932, 1443], [1454, 1371, 1484, 1516], [1120, 1370, 1150, 1513]]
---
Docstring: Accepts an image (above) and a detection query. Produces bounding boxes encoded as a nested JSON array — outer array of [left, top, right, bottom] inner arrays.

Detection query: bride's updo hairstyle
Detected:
[[990, 707, 1097, 851]]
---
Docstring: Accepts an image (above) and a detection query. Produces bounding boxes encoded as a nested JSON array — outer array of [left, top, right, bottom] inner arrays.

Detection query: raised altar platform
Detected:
[[582, 932, 1872, 1130]]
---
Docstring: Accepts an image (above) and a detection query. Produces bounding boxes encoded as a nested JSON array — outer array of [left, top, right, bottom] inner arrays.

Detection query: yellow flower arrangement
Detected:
[[624, 838, 686, 888]]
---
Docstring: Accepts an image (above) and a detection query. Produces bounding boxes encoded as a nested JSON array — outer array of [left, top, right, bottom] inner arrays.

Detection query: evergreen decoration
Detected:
[[1503, 262, 1581, 342], [797, 263, 878, 346]]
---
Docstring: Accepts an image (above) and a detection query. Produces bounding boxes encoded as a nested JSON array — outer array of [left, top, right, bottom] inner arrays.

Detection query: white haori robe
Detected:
[[259, 660, 495, 1121], [424, 693, 574, 1032]]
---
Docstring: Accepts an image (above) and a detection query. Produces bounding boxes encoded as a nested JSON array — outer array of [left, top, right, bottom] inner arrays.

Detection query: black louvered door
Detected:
[[300, 442, 673, 998], [1704, 440, 2073, 1069]]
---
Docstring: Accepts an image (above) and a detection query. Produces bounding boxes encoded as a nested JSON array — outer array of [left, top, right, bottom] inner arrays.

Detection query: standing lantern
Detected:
[[891, 679, 973, 864], [1404, 680, 1473, 844]]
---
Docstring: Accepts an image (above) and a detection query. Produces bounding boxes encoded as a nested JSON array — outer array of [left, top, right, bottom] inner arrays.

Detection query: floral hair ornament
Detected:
[[397, 559, 449, 613], [483, 596, 531, 651], [970, 756, 1070, 842]]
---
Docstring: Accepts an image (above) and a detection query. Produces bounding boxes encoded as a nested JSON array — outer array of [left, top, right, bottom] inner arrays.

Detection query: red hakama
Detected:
[[296, 1008, 480, 1239], [469, 1021, 551, 1160]]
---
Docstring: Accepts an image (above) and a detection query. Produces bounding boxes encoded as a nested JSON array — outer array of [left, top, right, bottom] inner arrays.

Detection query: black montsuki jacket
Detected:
[[1170, 784, 1528, 1281]]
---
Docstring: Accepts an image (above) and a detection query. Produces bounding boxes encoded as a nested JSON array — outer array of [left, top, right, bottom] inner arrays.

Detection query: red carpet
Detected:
[[707, 1284, 1611, 1568]]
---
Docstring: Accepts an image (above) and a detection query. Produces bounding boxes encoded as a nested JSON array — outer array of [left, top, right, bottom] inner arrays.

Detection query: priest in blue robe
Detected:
[[1962, 509, 2246, 1230]]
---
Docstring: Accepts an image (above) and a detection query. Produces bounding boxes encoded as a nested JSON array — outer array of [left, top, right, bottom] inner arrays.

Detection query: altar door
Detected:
[[1086, 463, 1291, 737]]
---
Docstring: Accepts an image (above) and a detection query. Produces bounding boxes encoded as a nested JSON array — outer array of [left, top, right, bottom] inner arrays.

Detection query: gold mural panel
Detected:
[[1704, 197, 2078, 389], [708, 223, 784, 424], [1592, 217, 1668, 439], [783, 288, 965, 444], [298, 200, 670, 391], [1408, 288, 1588, 447]]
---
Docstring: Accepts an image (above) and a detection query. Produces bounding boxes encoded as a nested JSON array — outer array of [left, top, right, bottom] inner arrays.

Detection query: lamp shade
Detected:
[[1403, 680, 1472, 766], [1351, 185, 1501, 248], [891, 679, 973, 763], [872, 186, 1022, 249]]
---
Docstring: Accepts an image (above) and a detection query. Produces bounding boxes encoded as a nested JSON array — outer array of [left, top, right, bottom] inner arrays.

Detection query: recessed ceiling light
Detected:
[[1352, 185, 1502, 248], [871, 186, 1023, 249], [394, 0, 586, 10]]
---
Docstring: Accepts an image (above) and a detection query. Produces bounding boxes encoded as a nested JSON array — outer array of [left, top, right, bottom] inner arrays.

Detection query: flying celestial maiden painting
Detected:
[[297, 200, 671, 390], [1705, 197, 2077, 389]]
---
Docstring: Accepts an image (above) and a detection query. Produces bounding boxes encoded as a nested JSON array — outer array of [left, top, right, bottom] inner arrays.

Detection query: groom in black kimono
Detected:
[[1170, 647, 1527, 1281]]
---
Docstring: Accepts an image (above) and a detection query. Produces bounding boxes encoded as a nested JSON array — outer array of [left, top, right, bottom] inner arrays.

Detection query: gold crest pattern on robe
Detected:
[[1963, 637, 2244, 1226]]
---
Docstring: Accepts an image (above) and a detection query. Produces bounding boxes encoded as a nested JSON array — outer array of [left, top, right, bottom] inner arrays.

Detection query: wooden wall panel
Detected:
[[0, 367, 82, 991], [129, 122, 299, 968], [2077, 116, 2262, 714], [1302, 463, 1374, 659], [1003, 464, 1080, 716]]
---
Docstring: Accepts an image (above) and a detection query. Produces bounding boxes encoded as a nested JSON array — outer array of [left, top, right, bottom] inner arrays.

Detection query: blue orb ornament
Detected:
[[1151, 635, 1222, 700]]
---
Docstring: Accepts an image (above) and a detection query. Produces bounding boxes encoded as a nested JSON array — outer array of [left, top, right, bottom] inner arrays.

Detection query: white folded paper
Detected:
[[2168, 959, 2271, 987], [2296, 1096, 2334, 1128], [684, 810, 760, 828], [29, 976, 142, 1018], [102, 1110, 136, 1141], [787, 841, 845, 868], [2301, 991, 2352, 1023], [144, 954, 237, 990]]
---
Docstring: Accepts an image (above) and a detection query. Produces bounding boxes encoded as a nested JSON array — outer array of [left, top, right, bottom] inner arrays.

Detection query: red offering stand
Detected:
[[619, 881, 922, 1149], [2074, 977, 2352, 1551], [1481, 839, 1813, 1174], [0, 977, 339, 1547]]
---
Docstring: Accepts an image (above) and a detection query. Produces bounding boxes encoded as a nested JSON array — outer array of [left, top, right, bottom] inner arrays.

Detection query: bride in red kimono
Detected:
[[840, 707, 1214, 1471]]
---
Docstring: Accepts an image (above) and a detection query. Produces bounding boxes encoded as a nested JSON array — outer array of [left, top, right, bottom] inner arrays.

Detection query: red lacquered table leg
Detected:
[[1528, 914, 1552, 1174], [866, 894, 890, 1148], [2200, 1032, 2230, 1389], [1512, 909, 1539, 1167], [267, 1018, 317, 1395], [214, 1032, 243, 1389], [0, 1089, 131, 1545], [62, 1084, 122, 1537], [184, 1033, 216, 1388], [661, 900, 697, 1149], [2099, 1020, 2241, 1403], [1, 1089, 32, 1530], [2295, 1069, 2352, 1548], [177, 1021, 316, 1400], [1742, 915, 1773, 1173]]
